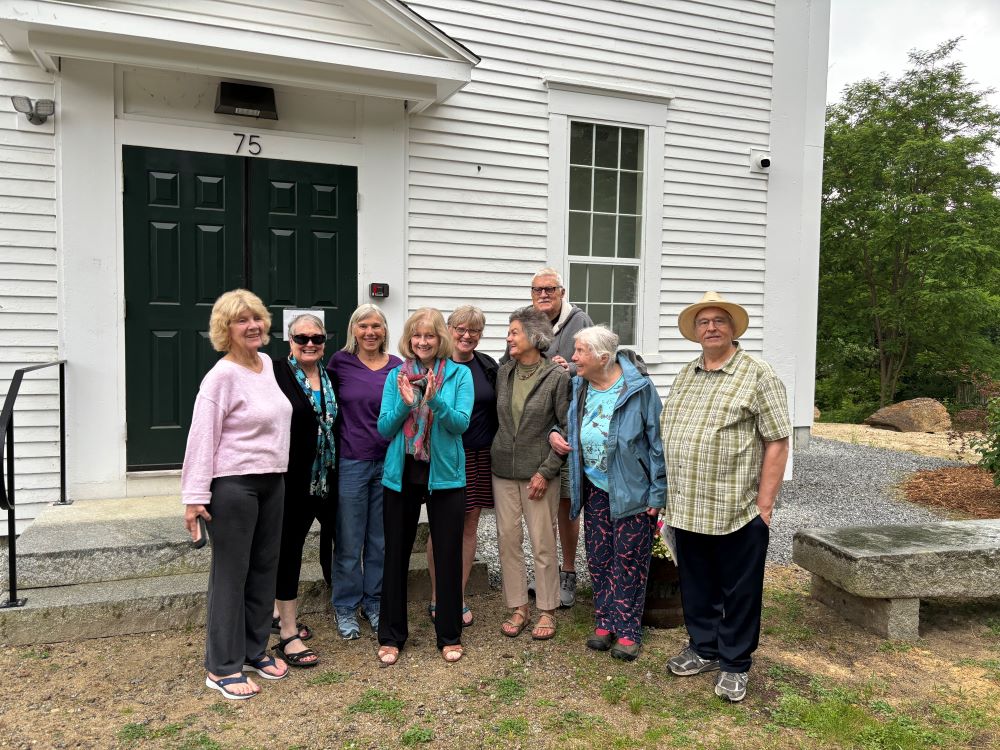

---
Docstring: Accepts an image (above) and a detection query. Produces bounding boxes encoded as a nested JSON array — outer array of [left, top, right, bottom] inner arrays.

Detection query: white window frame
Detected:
[[544, 76, 672, 356]]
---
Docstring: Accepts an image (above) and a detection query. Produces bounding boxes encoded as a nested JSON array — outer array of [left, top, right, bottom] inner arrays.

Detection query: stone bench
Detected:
[[792, 520, 1000, 640]]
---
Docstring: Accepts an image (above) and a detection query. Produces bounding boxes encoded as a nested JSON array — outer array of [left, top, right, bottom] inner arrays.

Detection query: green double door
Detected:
[[123, 146, 357, 470]]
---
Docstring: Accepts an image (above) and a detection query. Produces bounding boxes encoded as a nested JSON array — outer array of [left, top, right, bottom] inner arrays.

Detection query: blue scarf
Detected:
[[288, 355, 337, 499]]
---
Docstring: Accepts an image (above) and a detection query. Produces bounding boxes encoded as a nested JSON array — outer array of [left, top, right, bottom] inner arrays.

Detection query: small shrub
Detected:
[[971, 397, 1000, 486]]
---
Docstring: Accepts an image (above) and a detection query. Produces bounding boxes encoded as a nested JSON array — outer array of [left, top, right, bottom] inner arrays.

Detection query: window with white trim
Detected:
[[567, 121, 643, 345], [544, 77, 671, 355]]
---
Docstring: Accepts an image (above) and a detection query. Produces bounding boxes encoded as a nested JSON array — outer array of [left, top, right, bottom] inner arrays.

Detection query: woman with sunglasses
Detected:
[[425, 305, 498, 628], [326, 304, 401, 639], [270, 314, 337, 668], [376, 308, 472, 666]]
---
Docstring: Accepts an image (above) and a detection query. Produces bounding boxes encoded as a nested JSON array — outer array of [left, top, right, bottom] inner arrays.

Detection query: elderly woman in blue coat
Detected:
[[375, 307, 473, 667], [551, 325, 666, 661]]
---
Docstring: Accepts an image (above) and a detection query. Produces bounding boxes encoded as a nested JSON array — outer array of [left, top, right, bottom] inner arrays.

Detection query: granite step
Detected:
[[3, 495, 430, 590], [0, 555, 490, 646]]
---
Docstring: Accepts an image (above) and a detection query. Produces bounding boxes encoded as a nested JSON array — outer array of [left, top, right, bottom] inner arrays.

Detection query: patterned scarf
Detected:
[[401, 358, 446, 462], [288, 354, 338, 498]]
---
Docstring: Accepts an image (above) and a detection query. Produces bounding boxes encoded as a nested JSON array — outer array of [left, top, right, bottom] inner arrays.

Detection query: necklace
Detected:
[[516, 361, 542, 380]]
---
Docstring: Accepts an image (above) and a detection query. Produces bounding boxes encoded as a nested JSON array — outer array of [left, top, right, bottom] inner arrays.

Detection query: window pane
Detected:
[[592, 214, 615, 257], [593, 170, 617, 213], [568, 212, 591, 256], [612, 304, 635, 346], [613, 265, 638, 300], [617, 216, 638, 259], [570, 122, 593, 166], [569, 263, 587, 303], [594, 125, 619, 169], [569, 166, 592, 211], [588, 264, 612, 302], [620, 128, 642, 171], [589, 304, 611, 328], [619, 171, 640, 215]]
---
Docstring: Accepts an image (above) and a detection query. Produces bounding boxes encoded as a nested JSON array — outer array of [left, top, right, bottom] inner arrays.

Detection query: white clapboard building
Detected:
[[0, 0, 829, 533]]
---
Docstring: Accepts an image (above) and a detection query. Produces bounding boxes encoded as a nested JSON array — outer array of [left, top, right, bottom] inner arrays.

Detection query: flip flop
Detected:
[[377, 645, 400, 668], [442, 644, 464, 663], [271, 617, 312, 641], [205, 674, 256, 700], [242, 654, 289, 680], [272, 635, 319, 668], [461, 605, 474, 628], [427, 602, 436, 622]]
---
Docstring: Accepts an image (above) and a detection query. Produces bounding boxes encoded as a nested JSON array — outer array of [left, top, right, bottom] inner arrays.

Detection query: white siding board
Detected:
[[0, 45, 59, 535]]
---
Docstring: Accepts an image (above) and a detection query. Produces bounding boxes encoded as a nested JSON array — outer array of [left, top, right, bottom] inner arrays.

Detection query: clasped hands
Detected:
[[398, 368, 437, 406]]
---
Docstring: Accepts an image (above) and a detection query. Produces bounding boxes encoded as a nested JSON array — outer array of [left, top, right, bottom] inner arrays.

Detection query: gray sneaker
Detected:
[[666, 645, 721, 676], [714, 671, 748, 702], [335, 608, 361, 640], [361, 606, 380, 634], [559, 569, 577, 609]]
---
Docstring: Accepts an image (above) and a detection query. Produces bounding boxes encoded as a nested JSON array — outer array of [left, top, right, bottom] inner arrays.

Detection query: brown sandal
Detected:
[[442, 644, 464, 663], [377, 645, 399, 668], [501, 607, 529, 638], [531, 612, 557, 641]]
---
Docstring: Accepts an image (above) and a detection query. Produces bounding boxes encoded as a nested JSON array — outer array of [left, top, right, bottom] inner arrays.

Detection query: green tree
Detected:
[[820, 39, 1000, 410]]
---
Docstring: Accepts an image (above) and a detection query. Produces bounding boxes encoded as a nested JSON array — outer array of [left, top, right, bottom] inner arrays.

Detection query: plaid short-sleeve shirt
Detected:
[[660, 346, 791, 536]]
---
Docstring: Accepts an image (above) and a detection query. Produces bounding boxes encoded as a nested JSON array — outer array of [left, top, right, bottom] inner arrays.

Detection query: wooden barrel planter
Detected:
[[642, 557, 684, 628]]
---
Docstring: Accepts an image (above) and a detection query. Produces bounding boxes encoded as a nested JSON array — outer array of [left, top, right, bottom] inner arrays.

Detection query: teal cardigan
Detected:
[[377, 359, 473, 492]]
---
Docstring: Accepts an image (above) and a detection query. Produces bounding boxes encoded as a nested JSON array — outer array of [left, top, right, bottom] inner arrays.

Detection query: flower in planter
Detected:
[[652, 519, 674, 561]]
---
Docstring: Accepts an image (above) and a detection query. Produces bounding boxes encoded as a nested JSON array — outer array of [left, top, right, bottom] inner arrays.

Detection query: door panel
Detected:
[[249, 158, 358, 357], [123, 147, 358, 470], [124, 147, 244, 470]]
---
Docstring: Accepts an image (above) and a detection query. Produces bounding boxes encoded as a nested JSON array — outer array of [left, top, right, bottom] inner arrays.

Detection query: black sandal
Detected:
[[272, 635, 319, 668], [271, 617, 313, 641]]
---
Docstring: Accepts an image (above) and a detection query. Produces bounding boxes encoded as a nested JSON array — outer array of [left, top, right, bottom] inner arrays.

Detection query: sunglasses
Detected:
[[290, 334, 327, 346]]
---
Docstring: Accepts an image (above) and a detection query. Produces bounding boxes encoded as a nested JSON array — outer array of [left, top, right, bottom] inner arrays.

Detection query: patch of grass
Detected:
[[601, 675, 628, 705], [207, 703, 235, 716], [118, 723, 150, 742], [986, 617, 1000, 639], [20, 647, 51, 660], [177, 732, 222, 750], [762, 588, 815, 640], [957, 657, 1000, 681], [493, 676, 526, 702], [400, 726, 434, 745], [347, 689, 406, 720], [492, 717, 529, 739], [306, 669, 348, 686], [877, 640, 913, 654]]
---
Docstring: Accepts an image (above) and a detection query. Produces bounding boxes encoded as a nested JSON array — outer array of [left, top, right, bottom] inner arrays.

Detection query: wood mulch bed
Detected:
[[902, 465, 1000, 518]]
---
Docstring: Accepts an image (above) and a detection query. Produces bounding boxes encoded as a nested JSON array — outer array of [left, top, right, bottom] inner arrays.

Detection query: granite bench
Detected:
[[792, 520, 1000, 640]]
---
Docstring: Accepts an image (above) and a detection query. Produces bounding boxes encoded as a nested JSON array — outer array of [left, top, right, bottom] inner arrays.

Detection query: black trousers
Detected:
[[204, 473, 284, 675], [379, 482, 465, 650], [674, 515, 769, 673], [275, 482, 336, 601]]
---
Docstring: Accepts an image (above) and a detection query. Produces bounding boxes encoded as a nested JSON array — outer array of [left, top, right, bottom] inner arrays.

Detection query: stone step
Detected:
[[0, 556, 490, 646], [3, 496, 431, 590]]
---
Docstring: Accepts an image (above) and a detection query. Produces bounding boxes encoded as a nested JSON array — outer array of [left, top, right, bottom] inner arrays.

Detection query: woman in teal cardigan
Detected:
[[375, 307, 473, 667]]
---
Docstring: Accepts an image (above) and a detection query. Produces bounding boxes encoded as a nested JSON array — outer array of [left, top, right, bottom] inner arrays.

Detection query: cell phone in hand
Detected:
[[191, 516, 208, 549]]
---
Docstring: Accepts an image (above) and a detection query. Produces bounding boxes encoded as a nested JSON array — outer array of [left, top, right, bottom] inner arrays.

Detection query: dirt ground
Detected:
[[2, 426, 999, 749]]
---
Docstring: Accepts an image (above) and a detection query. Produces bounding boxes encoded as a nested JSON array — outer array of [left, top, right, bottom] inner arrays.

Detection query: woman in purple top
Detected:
[[326, 304, 402, 640]]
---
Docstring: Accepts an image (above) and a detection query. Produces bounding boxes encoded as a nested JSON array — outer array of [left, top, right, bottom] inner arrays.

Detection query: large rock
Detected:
[[864, 397, 951, 433]]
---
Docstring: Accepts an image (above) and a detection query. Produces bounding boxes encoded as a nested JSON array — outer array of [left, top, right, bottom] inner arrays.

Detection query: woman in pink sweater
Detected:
[[181, 289, 293, 700]]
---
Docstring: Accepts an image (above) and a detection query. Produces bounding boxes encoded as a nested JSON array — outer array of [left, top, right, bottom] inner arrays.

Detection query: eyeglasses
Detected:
[[694, 317, 731, 329], [451, 326, 482, 338], [290, 334, 327, 345], [530, 285, 562, 296]]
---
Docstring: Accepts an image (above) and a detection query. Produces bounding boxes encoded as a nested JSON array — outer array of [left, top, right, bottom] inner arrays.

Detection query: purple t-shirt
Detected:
[[328, 350, 402, 461]]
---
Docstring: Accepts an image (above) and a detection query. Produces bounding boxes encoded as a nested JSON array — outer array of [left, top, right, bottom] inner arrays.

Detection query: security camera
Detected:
[[749, 148, 770, 173]]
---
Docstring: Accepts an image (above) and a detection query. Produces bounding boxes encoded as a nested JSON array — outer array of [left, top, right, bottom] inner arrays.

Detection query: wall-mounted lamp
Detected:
[[214, 82, 278, 120], [11, 96, 55, 125]]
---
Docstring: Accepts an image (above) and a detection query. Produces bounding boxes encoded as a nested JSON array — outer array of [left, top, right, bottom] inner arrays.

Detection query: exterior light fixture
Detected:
[[11, 96, 55, 125], [214, 82, 278, 120]]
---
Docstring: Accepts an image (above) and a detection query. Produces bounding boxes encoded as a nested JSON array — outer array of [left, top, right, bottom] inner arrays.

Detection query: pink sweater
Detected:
[[180, 354, 292, 504]]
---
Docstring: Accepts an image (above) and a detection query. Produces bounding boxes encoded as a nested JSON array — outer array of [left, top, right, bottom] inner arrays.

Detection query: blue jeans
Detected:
[[331, 458, 385, 613]]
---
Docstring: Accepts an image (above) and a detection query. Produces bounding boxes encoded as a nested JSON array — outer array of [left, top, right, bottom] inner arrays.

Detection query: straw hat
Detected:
[[677, 291, 749, 342]]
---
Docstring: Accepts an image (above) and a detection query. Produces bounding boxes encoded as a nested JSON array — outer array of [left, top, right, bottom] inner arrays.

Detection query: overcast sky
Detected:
[[826, 0, 1000, 106]]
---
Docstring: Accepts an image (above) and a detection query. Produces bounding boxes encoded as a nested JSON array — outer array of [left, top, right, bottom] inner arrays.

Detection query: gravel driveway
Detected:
[[474, 437, 961, 586]]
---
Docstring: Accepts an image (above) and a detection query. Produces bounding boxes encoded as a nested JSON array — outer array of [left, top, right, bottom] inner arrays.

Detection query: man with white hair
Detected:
[[660, 291, 790, 703], [503, 267, 592, 607]]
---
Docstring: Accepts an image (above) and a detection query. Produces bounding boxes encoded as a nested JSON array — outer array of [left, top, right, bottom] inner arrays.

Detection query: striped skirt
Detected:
[[464, 446, 494, 510]]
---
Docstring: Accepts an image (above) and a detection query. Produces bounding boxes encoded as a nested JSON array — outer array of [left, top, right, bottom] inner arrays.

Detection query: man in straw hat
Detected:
[[659, 291, 790, 702]]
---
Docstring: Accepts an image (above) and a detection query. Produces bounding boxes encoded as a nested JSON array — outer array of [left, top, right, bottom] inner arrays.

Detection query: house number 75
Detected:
[[234, 133, 262, 155]]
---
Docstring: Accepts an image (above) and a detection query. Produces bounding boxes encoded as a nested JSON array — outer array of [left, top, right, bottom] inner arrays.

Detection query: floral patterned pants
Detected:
[[583, 480, 656, 642]]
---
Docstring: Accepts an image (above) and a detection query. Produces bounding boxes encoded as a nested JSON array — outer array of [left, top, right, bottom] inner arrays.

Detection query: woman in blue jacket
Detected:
[[376, 308, 473, 667], [552, 325, 666, 661]]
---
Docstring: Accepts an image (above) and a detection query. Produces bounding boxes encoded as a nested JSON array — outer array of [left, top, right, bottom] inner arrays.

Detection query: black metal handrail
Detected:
[[1, 360, 68, 608]]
